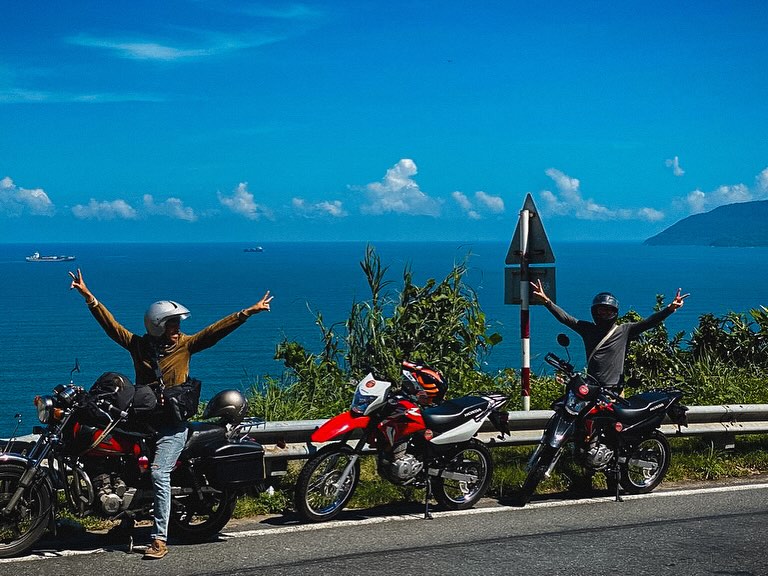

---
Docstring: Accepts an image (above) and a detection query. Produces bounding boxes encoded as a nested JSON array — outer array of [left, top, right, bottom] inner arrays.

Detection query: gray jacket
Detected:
[[544, 301, 674, 388]]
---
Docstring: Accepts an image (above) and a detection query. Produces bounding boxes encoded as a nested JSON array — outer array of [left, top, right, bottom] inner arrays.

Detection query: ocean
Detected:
[[2, 241, 767, 438]]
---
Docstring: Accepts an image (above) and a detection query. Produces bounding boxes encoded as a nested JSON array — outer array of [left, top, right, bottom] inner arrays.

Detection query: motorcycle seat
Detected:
[[610, 391, 670, 424], [422, 396, 487, 431], [183, 422, 227, 457]]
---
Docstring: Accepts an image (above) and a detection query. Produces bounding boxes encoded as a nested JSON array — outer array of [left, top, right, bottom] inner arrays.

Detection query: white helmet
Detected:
[[144, 300, 191, 337]]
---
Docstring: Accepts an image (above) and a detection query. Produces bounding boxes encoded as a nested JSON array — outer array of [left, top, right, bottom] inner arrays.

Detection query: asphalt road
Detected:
[[3, 480, 767, 576]]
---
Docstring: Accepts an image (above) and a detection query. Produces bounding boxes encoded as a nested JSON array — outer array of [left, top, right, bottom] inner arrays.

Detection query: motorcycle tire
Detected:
[[169, 487, 237, 542], [619, 430, 671, 494], [518, 445, 558, 505], [0, 463, 53, 559], [432, 440, 493, 510], [294, 444, 360, 523]]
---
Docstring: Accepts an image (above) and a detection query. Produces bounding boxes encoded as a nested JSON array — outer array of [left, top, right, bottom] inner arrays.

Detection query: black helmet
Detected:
[[202, 389, 248, 425], [591, 292, 619, 325], [592, 292, 619, 310]]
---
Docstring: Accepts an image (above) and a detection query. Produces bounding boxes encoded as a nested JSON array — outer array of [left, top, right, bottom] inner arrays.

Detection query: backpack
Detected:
[[79, 372, 136, 426]]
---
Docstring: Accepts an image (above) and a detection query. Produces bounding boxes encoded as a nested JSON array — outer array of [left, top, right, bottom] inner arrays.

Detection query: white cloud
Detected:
[[72, 198, 137, 220], [475, 191, 505, 213], [755, 168, 768, 195], [68, 32, 281, 62], [665, 156, 685, 176], [143, 194, 197, 221], [673, 167, 768, 214], [218, 182, 272, 220], [679, 184, 751, 214], [0, 176, 55, 216], [540, 168, 664, 222], [357, 159, 441, 216], [292, 197, 347, 218], [451, 190, 503, 220]]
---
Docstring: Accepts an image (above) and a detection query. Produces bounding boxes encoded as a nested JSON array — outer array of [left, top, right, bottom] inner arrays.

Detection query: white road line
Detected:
[[221, 481, 768, 539], [3, 482, 768, 563]]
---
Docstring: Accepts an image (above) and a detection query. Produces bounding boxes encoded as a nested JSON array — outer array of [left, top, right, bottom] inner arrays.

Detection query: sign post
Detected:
[[505, 194, 555, 410]]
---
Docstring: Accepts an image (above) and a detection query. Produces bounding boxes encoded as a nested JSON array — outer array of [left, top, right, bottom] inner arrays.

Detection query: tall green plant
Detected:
[[273, 245, 508, 418]]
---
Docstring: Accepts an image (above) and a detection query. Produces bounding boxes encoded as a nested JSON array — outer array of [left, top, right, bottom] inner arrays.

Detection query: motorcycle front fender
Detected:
[[542, 412, 577, 449], [0, 453, 55, 520], [311, 412, 371, 443]]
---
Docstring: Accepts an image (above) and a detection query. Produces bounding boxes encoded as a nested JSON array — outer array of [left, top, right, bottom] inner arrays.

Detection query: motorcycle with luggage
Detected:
[[519, 334, 688, 505], [294, 360, 510, 522], [0, 365, 267, 558]]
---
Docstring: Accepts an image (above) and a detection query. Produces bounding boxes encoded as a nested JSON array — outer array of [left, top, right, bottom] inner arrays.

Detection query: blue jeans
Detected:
[[150, 422, 187, 542]]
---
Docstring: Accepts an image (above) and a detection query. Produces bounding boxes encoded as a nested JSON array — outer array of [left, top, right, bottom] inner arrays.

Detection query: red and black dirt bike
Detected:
[[294, 361, 510, 522], [0, 365, 267, 558], [519, 334, 689, 505]]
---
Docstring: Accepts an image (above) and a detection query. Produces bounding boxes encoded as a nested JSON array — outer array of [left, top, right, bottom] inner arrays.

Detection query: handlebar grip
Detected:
[[97, 399, 128, 420]]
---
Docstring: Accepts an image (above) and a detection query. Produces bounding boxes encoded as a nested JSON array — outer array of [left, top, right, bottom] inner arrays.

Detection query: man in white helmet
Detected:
[[69, 268, 273, 559]]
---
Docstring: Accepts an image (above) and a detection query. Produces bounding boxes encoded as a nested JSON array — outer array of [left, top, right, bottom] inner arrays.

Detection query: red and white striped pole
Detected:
[[519, 208, 531, 411]]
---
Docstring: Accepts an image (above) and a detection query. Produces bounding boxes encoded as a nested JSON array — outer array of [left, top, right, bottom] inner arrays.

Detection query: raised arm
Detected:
[[240, 290, 273, 317], [69, 268, 98, 307], [68, 268, 135, 348], [628, 288, 690, 337], [187, 290, 275, 354]]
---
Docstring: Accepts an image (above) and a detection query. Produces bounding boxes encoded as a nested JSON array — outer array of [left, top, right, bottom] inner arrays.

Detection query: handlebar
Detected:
[[544, 352, 574, 374], [96, 399, 128, 421]]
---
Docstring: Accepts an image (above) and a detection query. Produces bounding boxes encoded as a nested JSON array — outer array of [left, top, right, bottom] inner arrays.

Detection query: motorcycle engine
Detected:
[[585, 439, 614, 469], [378, 441, 424, 484], [94, 473, 127, 515]]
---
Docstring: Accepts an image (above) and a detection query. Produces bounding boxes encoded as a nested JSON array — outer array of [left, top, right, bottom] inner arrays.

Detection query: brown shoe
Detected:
[[143, 539, 168, 559]]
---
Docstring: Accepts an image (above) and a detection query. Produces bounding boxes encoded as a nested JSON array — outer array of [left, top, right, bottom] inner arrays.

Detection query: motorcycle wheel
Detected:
[[619, 430, 671, 494], [0, 463, 52, 558], [518, 445, 558, 505], [294, 444, 360, 523], [432, 440, 493, 510], [169, 487, 237, 542]]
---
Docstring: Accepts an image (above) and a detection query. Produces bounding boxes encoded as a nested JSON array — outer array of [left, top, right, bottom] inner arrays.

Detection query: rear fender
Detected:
[[311, 412, 371, 443]]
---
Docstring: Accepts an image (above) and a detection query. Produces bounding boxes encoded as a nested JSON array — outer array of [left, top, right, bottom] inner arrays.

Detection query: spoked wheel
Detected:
[[294, 444, 360, 523], [518, 445, 558, 506], [432, 440, 493, 510], [0, 464, 52, 559], [619, 431, 671, 494], [169, 487, 237, 542]]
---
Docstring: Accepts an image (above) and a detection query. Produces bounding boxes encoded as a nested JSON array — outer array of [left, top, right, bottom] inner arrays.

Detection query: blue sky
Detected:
[[2, 1, 767, 243]]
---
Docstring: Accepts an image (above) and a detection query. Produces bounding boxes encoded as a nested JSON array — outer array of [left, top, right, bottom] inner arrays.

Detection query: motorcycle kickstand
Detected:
[[424, 476, 433, 520], [611, 463, 623, 503]]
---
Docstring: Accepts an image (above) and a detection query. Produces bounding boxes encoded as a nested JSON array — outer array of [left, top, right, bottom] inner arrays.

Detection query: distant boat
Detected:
[[26, 252, 76, 263], [243, 246, 264, 253]]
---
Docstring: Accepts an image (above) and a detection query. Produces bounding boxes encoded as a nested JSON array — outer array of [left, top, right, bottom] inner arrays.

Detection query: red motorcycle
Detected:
[[0, 365, 267, 558], [294, 361, 509, 522]]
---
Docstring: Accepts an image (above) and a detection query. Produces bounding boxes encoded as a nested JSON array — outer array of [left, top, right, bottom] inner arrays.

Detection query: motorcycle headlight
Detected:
[[34, 395, 55, 424], [351, 389, 377, 415], [564, 390, 589, 416]]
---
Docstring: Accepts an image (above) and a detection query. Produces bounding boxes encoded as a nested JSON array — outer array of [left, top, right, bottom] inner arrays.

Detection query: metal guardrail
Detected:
[[5, 404, 767, 463], [248, 404, 768, 461]]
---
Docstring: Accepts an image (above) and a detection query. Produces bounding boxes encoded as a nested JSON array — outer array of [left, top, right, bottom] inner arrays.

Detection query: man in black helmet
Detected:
[[530, 280, 688, 494], [530, 280, 689, 390]]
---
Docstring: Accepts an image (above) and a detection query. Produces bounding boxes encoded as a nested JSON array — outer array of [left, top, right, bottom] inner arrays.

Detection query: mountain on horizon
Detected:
[[644, 200, 768, 247]]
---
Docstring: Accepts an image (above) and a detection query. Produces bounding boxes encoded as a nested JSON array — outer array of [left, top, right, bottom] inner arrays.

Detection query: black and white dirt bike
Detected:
[[519, 334, 688, 505], [0, 366, 267, 558]]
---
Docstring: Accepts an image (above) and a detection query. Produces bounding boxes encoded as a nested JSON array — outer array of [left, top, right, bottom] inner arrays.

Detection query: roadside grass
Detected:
[[232, 434, 768, 518], [64, 433, 768, 530]]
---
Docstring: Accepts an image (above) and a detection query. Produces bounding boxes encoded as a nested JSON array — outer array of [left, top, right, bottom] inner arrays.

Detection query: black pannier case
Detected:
[[206, 441, 265, 488]]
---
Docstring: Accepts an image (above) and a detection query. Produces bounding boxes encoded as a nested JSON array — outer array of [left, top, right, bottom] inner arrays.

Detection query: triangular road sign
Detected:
[[505, 193, 555, 265]]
